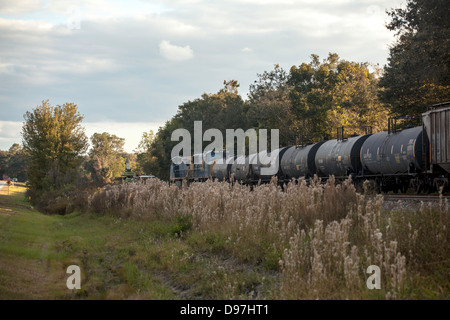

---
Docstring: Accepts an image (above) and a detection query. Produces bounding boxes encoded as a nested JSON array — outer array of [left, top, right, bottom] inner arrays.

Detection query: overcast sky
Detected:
[[0, 0, 405, 152]]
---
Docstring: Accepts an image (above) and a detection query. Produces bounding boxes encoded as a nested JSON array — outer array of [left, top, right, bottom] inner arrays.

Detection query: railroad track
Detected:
[[383, 194, 450, 202]]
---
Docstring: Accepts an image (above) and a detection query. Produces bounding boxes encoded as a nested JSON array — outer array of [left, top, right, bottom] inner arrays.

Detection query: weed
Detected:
[[88, 177, 450, 299]]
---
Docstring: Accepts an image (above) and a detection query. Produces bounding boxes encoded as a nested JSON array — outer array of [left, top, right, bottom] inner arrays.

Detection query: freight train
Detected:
[[170, 102, 450, 193]]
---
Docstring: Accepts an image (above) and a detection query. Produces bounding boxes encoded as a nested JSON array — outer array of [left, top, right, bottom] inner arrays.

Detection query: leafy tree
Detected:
[[22, 100, 88, 203], [0, 145, 27, 181], [288, 54, 335, 140], [247, 64, 296, 146], [136, 130, 157, 175], [87, 132, 126, 184], [140, 118, 184, 180], [0, 150, 8, 178], [289, 53, 386, 139], [5, 143, 28, 182], [328, 61, 388, 135], [136, 130, 155, 153], [379, 0, 450, 116]]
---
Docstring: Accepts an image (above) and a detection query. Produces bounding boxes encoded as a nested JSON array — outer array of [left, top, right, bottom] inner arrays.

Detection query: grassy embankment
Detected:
[[0, 182, 274, 299], [1, 179, 449, 300]]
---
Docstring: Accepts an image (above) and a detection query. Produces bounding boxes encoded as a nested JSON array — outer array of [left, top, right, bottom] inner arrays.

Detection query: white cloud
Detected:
[[0, 17, 54, 32], [0, 121, 22, 138], [159, 40, 194, 61], [0, 0, 44, 15], [0, 121, 23, 149], [0, 0, 407, 133]]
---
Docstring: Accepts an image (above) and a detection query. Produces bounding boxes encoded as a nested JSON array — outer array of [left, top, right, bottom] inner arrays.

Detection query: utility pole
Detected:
[[6, 180, 11, 195]]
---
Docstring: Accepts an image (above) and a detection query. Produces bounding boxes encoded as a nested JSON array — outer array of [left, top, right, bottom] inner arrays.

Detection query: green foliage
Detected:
[[247, 64, 296, 146], [329, 61, 388, 134], [136, 130, 158, 176], [21, 100, 88, 209], [288, 53, 386, 140], [136, 130, 155, 153], [172, 214, 193, 236], [138, 118, 183, 180], [379, 0, 450, 116], [7, 144, 28, 182], [0, 144, 27, 182], [86, 132, 126, 184], [0, 150, 7, 177]]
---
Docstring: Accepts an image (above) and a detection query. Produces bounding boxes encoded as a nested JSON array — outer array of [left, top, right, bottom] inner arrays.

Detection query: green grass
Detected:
[[0, 184, 275, 299]]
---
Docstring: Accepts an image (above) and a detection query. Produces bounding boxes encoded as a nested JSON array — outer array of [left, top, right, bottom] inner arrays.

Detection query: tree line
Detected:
[[0, 144, 27, 182], [138, 55, 387, 181], [0, 0, 448, 213]]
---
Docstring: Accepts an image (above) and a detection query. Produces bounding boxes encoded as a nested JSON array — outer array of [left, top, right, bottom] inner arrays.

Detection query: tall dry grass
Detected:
[[88, 177, 450, 299]]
